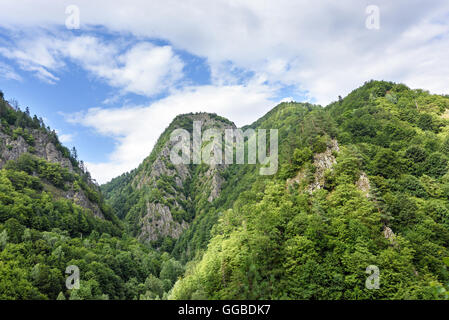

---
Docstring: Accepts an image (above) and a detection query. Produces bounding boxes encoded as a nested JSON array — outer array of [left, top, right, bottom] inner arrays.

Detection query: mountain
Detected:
[[0, 94, 184, 299], [3, 80, 449, 300], [167, 80, 449, 299], [101, 113, 236, 247], [0, 97, 118, 227]]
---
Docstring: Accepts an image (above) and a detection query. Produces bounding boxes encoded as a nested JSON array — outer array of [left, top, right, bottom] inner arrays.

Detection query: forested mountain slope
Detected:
[[169, 81, 449, 299], [102, 113, 236, 250], [3, 80, 449, 300], [0, 93, 184, 299]]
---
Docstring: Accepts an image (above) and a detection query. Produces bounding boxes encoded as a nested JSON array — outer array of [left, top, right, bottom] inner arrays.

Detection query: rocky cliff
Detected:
[[0, 100, 106, 220], [103, 112, 235, 242], [0, 128, 73, 171]]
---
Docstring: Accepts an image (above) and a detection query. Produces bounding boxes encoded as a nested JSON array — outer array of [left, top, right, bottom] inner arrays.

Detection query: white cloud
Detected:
[[0, 35, 184, 95], [67, 82, 276, 183], [58, 133, 74, 143], [1, 1, 448, 104], [110, 43, 183, 96], [0, 62, 21, 81], [280, 97, 294, 103], [0, 37, 63, 83], [63, 37, 184, 96], [54, 129, 75, 143]]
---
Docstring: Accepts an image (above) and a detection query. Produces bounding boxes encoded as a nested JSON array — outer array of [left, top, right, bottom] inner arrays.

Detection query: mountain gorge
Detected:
[[2, 80, 449, 299]]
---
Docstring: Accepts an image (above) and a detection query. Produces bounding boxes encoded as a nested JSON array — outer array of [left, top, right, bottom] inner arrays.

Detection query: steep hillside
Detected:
[[0, 97, 113, 221], [171, 102, 323, 261], [169, 81, 449, 299], [103, 102, 326, 262], [6, 80, 449, 300], [0, 92, 184, 300], [102, 113, 236, 248]]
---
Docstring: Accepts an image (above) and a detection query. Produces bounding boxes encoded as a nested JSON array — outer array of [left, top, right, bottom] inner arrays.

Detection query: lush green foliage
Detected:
[[0, 226, 184, 299], [4, 81, 449, 300], [0, 94, 183, 300], [170, 81, 449, 299]]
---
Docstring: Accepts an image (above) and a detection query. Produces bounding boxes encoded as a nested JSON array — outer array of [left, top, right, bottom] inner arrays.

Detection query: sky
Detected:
[[0, 0, 448, 184]]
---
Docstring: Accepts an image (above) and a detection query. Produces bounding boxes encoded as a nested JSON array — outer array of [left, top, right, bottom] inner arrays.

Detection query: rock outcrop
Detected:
[[129, 113, 234, 242], [65, 189, 104, 219], [356, 172, 371, 196], [308, 139, 339, 192], [287, 139, 339, 192], [0, 128, 73, 171], [139, 202, 188, 241], [383, 226, 397, 246], [0, 125, 105, 219]]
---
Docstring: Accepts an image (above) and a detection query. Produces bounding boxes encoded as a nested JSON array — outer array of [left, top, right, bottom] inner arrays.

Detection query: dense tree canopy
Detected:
[[3, 81, 449, 300], [170, 81, 449, 299]]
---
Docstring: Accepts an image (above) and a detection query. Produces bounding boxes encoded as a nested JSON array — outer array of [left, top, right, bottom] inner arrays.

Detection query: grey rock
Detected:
[[356, 172, 371, 196], [309, 139, 339, 192], [132, 113, 235, 242], [0, 126, 105, 219], [0, 128, 73, 172]]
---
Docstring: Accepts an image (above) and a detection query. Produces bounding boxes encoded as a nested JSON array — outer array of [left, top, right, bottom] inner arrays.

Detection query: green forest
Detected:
[[2, 81, 449, 299]]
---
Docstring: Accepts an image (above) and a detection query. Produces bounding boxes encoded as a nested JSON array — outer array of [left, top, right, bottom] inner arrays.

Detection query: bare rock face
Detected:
[[134, 143, 192, 241], [0, 129, 73, 172], [132, 113, 235, 242], [43, 139, 73, 171], [0, 134, 28, 167], [308, 139, 339, 192], [286, 139, 340, 192], [0, 126, 106, 219], [139, 202, 188, 241], [356, 172, 371, 196], [64, 189, 104, 219], [383, 226, 397, 246], [206, 167, 225, 202]]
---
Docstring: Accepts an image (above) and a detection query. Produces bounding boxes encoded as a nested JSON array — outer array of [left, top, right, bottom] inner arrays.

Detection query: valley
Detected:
[[2, 80, 449, 299]]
